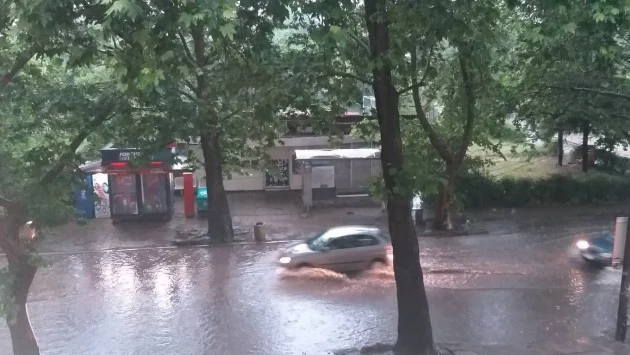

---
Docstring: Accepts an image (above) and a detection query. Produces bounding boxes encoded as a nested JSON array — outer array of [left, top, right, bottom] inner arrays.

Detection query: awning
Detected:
[[295, 148, 380, 160]]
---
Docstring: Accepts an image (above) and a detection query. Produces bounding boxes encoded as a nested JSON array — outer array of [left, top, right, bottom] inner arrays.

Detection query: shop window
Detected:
[[141, 174, 168, 213], [110, 175, 139, 215]]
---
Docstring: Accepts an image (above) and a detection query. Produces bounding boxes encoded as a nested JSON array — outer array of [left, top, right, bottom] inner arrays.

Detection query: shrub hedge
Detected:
[[456, 172, 630, 209]]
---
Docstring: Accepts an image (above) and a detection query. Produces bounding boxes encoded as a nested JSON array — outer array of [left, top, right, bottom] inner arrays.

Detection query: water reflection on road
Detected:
[[0, 231, 623, 355]]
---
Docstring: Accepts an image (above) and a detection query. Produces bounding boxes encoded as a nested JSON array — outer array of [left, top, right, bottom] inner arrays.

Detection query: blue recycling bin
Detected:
[[196, 187, 208, 213], [75, 175, 95, 219]]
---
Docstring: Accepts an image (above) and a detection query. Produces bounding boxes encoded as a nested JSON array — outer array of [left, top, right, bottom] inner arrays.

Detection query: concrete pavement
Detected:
[[443, 336, 630, 355], [339, 336, 630, 355]]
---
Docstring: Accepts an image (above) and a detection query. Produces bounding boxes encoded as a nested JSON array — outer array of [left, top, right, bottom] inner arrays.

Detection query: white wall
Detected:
[[223, 170, 265, 191], [186, 135, 370, 192]]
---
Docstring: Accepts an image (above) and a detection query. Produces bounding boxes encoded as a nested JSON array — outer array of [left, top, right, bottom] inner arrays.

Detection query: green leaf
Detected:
[[593, 12, 606, 22], [561, 22, 576, 35], [222, 8, 237, 20], [177, 65, 190, 77], [329, 25, 344, 42], [219, 23, 236, 40], [104, 0, 141, 19], [179, 13, 194, 28], [160, 50, 175, 62]]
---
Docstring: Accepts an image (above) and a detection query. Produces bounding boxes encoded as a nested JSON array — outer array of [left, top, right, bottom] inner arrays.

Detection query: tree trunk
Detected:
[[411, 47, 476, 234], [1, 213, 40, 355], [557, 129, 563, 166], [582, 120, 590, 173], [364, 0, 435, 354], [200, 132, 234, 242], [7, 259, 39, 355], [192, 24, 234, 242], [432, 167, 457, 231]]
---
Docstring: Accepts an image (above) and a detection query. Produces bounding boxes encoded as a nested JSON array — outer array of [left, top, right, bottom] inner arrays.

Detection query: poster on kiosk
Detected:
[[92, 173, 111, 218]]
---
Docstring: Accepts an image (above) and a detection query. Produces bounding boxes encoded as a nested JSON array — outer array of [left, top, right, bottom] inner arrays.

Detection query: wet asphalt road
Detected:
[[0, 222, 626, 355]]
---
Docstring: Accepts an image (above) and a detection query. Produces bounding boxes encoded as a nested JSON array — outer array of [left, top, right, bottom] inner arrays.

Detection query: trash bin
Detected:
[[196, 187, 208, 213], [254, 222, 265, 242]]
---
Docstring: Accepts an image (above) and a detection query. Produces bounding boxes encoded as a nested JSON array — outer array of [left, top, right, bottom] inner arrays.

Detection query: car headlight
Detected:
[[576, 240, 590, 250], [278, 257, 291, 264]]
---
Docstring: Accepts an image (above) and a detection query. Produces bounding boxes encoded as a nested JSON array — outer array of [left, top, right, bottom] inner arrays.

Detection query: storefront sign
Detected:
[[118, 151, 143, 161], [101, 148, 174, 165]]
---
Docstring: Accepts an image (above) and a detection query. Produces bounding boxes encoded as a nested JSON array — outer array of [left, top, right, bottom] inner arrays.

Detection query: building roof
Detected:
[[295, 148, 380, 160]]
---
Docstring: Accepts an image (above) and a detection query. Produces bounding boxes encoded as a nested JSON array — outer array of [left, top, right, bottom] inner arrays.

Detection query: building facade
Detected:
[[184, 134, 381, 196], [176, 110, 383, 197]]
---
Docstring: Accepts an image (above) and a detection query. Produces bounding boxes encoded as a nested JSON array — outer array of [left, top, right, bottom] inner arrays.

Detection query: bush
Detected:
[[594, 149, 630, 175], [455, 172, 630, 209]]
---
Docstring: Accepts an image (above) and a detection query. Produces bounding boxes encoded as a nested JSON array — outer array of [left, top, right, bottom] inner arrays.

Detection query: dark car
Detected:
[[576, 232, 613, 267]]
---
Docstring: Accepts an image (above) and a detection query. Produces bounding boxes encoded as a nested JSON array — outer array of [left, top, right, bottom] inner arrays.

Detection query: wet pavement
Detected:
[[2, 202, 630, 354]]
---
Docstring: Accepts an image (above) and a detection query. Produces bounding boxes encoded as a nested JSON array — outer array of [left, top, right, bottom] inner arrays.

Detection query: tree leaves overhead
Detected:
[[508, 0, 630, 150]]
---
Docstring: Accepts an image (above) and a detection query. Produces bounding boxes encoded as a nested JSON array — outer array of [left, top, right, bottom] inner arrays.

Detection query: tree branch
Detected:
[[178, 88, 199, 103], [397, 48, 433, 96], [0, 49, 35, 90], [39, 99, 119, 186], [565, 86, 630, 101], [455, 47, 476, 164], [346, 29, 371, 55], [319, 71, 373, 86], [177, 31, 197, 67], [220, 108, 242, 121], [410, 48, 453, 164], [0, 195, 14, 209]]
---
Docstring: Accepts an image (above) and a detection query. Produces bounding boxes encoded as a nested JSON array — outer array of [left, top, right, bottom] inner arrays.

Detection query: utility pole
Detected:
[[615, 218, 630, 341]]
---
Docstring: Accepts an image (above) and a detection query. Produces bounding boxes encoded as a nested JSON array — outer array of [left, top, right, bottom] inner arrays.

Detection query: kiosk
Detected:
[[100, 147, 176, 222]]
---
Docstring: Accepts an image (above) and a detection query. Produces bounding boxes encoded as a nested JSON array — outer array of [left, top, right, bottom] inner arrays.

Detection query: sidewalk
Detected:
[[37, 193, 387, 253], [36, 193, 630, 254], [443, 336, 630, 355], [336, 336, 630, 355]]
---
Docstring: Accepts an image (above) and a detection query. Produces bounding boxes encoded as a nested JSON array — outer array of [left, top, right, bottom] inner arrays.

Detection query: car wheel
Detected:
[[368, 258, 387, 269], [582, 257, 607, 269]]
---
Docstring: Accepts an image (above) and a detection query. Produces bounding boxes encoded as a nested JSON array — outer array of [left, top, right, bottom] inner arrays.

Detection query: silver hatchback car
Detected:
[[277, 226, 391, 272]]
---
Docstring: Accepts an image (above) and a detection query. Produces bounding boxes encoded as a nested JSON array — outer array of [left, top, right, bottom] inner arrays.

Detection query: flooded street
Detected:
[[0, 219, 625, 355]]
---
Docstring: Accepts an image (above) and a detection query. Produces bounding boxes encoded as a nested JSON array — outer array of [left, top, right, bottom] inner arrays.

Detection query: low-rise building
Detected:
[[176, 112, 382, 198]]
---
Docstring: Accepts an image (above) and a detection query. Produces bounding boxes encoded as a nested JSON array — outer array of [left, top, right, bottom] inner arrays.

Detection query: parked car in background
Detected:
[[277, 226, 391, 273]]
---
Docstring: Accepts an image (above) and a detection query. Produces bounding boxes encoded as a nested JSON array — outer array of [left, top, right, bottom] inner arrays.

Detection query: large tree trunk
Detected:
[[200, 132, 234, 242], [582, 120, 590, 173], [364, 0, 435, 354], [1, 213, 40, 355], [7, 258, 39, 355], [557, 129, 563, 166], [192, 24, 234, 242]]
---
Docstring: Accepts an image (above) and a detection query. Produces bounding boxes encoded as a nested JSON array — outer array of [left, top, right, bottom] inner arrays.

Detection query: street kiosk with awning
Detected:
[[100, 147, 177, 222]]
